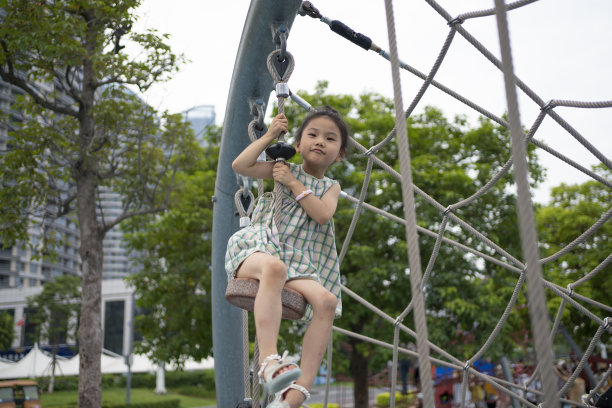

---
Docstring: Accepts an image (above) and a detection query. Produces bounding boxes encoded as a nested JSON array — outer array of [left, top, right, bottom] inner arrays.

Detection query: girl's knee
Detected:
[[312, 290, 337, 316], [261, 258, 288, 282]]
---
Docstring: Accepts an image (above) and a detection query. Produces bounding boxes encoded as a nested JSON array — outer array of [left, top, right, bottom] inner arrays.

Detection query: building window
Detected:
[[104, 300, 125, 355], [22, 308, 37, 347], [0, 274, 9, 288]]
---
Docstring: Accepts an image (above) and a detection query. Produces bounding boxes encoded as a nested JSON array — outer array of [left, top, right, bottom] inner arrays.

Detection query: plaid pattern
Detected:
[[225, 163, 342, 321]]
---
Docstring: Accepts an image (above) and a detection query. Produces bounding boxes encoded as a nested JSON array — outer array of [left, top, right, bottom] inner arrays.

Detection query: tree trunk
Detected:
[[350, 338, 370, 408], [48, 343, 57, 393], [76, 48, 103, 407], [76, 168, 103, 408]]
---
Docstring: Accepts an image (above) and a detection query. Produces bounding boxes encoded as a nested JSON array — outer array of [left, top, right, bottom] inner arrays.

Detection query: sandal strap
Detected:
[[288, 383, 310, 401], [257, 353, 282, 380]]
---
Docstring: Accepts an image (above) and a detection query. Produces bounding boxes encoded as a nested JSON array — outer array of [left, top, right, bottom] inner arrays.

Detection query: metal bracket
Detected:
[[248, 98, 266, 130]]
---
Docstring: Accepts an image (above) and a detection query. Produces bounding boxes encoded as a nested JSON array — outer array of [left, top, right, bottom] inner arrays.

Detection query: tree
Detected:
[[0, 1, 192, 406], [537, 165, 611, 347], [122, 126, 220, 367], [27, 275, 81, 393], [281, 82, 544, 406], [0, 310, 14, 350]]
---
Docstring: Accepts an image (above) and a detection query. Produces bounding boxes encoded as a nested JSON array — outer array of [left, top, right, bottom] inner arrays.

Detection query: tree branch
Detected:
[[0, 41, 79, 118], [102, 205, 167, 235]]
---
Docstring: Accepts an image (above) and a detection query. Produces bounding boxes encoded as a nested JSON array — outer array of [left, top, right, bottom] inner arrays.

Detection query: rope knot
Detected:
[[443, 205, 454, 216], [603, 317, 611, 331], [540, 100, 555, 112], [566, 283, 574, 298], [364, 146, 378, 157], [463, 361, 471, 371], [448, 17, 464, 27], [393, 316, 403, 328]]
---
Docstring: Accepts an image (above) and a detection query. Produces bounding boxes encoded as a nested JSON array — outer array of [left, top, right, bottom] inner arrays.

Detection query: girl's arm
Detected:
[[232, 113, 288, 179], [273, 162, 341, 225]]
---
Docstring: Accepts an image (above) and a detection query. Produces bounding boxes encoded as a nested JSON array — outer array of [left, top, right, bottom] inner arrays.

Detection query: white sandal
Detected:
[[268, 382, 311, 408], [259, 351, 301, 407]]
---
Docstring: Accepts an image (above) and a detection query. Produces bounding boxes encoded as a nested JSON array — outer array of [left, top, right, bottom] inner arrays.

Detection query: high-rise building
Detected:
[[183, 105, 216, 144], [0, 76, 136, 350]]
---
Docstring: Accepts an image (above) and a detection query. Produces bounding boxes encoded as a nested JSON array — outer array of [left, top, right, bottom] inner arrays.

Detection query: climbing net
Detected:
[[233, 1, 611, 407]]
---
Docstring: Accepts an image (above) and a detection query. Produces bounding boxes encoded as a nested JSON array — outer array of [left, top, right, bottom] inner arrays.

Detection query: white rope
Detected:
[[493, 1, 558, 406], [383, 1, 435, 407]]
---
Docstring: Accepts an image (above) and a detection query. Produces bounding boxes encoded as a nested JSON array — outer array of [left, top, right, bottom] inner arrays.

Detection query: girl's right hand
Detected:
[[268, 113, 288, 139]]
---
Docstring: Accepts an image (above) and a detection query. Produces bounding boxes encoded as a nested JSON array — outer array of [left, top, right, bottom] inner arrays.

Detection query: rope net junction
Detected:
[[231, 1, 612, 407]]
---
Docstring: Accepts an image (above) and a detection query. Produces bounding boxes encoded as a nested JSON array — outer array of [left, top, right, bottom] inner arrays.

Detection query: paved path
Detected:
[[199, 384, 404, 407]]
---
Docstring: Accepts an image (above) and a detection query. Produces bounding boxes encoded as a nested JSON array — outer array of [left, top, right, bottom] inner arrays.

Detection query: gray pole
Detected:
[[211, 1, 302, 407], [501, 355, 521, 408]]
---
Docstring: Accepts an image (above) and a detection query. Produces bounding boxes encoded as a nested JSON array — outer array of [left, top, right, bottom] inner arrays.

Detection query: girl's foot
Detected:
[[269, 382, 310, 408], [258, 352, 301, 405]]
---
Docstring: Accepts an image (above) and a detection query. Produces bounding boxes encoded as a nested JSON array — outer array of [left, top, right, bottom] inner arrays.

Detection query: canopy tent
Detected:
[[0, 344, 54, 379], [0, 345, 215, 379]]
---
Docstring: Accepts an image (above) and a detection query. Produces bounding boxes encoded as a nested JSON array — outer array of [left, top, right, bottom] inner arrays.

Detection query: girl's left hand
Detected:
[[272, 162, 296, 187]]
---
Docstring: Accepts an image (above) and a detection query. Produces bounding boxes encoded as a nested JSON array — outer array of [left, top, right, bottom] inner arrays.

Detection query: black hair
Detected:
[[295, 106, 349, 155]]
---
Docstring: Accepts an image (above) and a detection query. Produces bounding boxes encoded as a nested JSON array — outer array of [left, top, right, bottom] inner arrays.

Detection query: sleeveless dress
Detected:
[[225, 163, 342, 321]]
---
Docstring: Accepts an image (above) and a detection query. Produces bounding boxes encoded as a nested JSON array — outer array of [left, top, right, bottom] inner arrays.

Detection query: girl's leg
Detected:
[[282, 279, 337, 408], [236, 252, 288, 363]]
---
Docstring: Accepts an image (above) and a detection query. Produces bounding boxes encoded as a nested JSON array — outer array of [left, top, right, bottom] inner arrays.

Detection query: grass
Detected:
[[41, 387, 216, 408]]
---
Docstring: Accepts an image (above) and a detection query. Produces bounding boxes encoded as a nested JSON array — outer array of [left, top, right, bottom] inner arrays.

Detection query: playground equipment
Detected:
[[212, 1, 612, 407]]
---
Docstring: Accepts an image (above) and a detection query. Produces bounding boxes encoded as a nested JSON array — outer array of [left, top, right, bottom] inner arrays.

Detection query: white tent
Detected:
[[0, 347, 214, 380], [0, 359, 15, 373], [0, 344, 54, 379]]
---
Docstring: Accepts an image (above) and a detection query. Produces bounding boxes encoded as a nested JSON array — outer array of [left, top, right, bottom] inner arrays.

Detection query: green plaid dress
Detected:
[[225, 163, 342, 321]]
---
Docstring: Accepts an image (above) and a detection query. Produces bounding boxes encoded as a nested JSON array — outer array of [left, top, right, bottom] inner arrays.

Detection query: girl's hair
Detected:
[[295, 106, 349, 154]]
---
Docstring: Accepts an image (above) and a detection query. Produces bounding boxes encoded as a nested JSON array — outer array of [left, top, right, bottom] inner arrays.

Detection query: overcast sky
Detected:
[[132, 0, 611, 204]]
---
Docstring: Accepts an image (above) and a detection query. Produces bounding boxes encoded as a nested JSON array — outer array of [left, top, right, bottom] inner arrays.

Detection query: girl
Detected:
[[225, 106, 348, 408]]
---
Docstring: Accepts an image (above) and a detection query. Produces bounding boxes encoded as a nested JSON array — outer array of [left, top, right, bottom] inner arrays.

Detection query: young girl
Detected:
[[225, 106, 348, 408]]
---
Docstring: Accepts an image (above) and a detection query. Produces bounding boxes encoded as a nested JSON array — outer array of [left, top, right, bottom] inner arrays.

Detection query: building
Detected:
[[183, 105, 216, 144], [0, 279, 135, 357], [0, 75, 136, 352]]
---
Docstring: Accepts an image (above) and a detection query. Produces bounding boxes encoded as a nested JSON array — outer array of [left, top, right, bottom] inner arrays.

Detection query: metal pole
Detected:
[[211, 1, 302, 407], [501, 356, 521, 408], [125, 291, 135, 406]]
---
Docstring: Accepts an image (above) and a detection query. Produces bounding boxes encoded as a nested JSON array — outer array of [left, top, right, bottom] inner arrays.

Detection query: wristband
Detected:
[[295, 189, 313, 202]]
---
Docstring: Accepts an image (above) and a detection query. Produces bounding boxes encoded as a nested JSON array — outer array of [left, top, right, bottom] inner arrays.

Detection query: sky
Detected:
[[132, 0, 612, 204]]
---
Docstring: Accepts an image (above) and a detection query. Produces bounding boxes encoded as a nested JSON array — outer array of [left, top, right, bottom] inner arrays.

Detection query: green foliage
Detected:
[[38, 370, 216, 393], [280, 82, 544, 393], [102, 399, 180, 408], [26, 275, 81, 346], [0, 0, 186, 250], [122, 127, 220, 366], [536, 165, 611, 346], [0, 310, 14, 349], [376, 391, 415, 407]]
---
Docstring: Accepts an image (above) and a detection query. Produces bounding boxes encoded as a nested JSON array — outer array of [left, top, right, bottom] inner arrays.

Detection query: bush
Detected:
[[165, 369, 215, 391], [376, 391, 415, 407], [309, 404, 340, 408], [37, 369, 215, 392], [170, 385, 215, 399], [102, 399, 180, 408]]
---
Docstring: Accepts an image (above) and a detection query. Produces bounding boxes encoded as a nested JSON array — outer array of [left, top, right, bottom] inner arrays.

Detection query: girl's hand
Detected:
[[272, 162, 296, 187], [268, 113, 288, 139]]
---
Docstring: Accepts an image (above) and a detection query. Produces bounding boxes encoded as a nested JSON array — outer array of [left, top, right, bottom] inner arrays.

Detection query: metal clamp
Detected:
[[276, 83, 290, 99]]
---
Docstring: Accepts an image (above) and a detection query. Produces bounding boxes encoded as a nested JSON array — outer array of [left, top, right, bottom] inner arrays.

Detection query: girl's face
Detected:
[[296, 116, 345, 177]]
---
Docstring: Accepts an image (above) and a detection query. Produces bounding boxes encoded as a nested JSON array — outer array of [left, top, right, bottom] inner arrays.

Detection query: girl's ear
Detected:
[[335, 149, 346, 162]]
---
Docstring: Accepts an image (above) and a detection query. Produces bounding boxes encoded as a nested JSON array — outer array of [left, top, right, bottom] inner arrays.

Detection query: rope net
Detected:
[[236, 1, 611, 407]]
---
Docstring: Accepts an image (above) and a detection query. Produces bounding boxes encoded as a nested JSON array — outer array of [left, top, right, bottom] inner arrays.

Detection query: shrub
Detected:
[[309, 404, 340, 408], [170, 385, 215, 399], [376, 391, 414, 407], [102, 399, 180, 408]]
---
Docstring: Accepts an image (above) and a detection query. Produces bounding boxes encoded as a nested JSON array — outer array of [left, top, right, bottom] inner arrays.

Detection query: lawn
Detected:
[[41, 387, 216, 408]]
